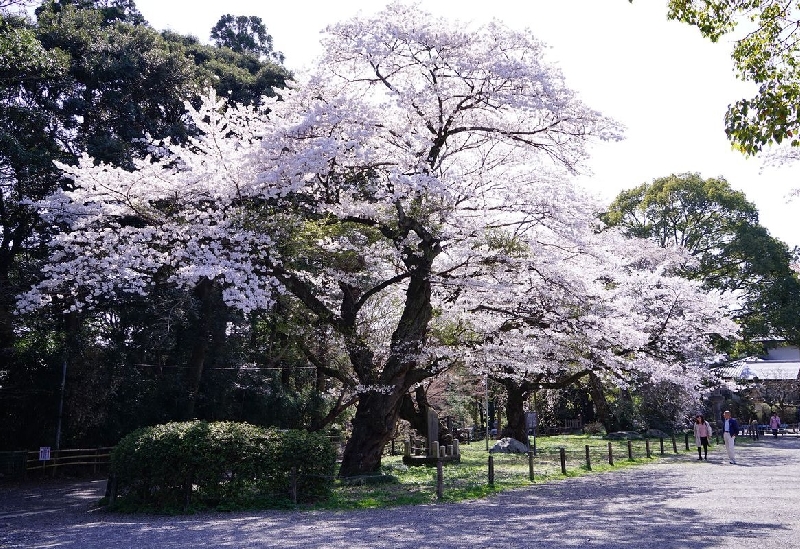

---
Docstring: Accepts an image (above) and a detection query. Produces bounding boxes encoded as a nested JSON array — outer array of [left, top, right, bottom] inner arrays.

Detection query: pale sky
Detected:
[[135, 0, 798, 248]]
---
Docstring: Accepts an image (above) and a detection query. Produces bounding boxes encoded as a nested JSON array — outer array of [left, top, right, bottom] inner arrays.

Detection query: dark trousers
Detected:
[[697, 437, 708, 458]]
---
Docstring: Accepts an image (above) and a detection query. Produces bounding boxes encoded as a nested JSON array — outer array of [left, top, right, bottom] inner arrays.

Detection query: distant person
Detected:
[[770, 412, 781, 438], [722, 410, 739, 464], [693, 415, 712, 461]]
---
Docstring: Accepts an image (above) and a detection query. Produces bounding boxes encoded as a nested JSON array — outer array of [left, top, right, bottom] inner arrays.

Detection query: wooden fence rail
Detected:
[[16, 447, 114, 478]]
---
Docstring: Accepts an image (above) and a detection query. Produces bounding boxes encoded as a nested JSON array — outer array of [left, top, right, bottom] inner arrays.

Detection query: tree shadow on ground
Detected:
[[2, 443, 799, 548]]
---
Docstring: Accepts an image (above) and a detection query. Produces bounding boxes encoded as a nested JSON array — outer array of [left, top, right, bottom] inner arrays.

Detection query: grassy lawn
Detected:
[[316, 434, 702, 510]]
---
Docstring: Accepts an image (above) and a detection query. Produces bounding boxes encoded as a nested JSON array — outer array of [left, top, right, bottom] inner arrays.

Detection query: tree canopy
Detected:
[[0, 0, 290, 448], [603, 172, 800, 351], [19, 3, 739, 472], [210, 14, 284, 63]]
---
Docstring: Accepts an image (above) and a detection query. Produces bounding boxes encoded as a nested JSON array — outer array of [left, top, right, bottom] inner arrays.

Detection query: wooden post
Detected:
[[290, 467, 297, 505], [436, 459, 444, 500], [627, 440, 633, 460], [183, 475, 192, 512], [660, 437, 665, 455], [488, 454, 495, 486], [559, 447, 566, 475], [607, 441, 614, 465], [585, 445, 591, 471], [646, 439, 651, 458], [106, 473, 117, 507], [671, 435, 678, 454], [528, 451, 535, 481]]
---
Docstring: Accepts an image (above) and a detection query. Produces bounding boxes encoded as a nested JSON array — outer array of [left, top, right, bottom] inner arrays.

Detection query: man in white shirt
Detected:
[[722, 410, 739, 464]]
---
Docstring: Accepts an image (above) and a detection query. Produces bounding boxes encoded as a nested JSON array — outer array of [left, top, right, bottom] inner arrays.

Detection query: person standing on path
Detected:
[[723, 410, 739, 464], [770, 412, 781, 438], [694, 415, 712, 460]]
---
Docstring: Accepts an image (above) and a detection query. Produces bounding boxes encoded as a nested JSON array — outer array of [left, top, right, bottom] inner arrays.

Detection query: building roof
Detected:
[[720, 361, 800, 381], [717, 345, 800, 381]]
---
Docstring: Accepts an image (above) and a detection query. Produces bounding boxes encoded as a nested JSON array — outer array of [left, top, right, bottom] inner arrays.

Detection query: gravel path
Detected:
[[1, 438, 798, 548]]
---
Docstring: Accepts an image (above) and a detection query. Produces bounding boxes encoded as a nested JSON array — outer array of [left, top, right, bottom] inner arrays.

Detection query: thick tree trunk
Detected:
[[0, 272, 16, 366], [397, 385, 456, 445], [499, 370, 594, 441], [588, 372, 618, 433], [339, 253, 435, 477], [339, 390, 404, 476], [398, 385, 429, 435], [503, 382, 530, 445], [184, 278, 214, 419]]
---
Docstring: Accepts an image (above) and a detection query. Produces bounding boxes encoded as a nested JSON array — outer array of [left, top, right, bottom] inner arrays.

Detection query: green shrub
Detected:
[[109, 421, 336, 512]]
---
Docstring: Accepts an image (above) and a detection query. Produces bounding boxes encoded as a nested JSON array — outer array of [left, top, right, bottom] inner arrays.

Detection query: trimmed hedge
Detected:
[[109, 421, 336, 511]]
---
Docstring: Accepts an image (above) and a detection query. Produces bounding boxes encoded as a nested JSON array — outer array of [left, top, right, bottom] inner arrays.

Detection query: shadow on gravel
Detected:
[[3, 443, 798, 549], [730, 444, 798, 467]]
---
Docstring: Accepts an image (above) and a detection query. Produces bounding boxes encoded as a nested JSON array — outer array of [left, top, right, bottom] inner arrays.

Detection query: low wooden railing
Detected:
[[23, 447, 113, 478]]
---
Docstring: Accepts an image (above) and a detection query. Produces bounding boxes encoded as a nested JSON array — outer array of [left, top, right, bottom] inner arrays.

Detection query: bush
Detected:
[[262, 428, 338, 503], [109, 421, 336, 512]]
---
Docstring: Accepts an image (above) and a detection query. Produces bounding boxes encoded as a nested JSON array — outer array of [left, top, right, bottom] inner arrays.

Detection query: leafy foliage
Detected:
[[110, 421, 336, 511], [0, 0, 290, 443], [666, 0, 800, 154], [210, 14, 284, 63], [603, 172, 800, 350]]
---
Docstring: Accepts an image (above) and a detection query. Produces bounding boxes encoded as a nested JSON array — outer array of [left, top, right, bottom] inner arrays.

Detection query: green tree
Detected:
[[164, 30, 288, 107], [0, 0, 290, 448], [603, 172, 800, 351], [0, 12, 71, 363], [38, 0, 146, 25], [210, 14, 284, 64], [602, 173, 758, 286], [665, 0, 800, 154]]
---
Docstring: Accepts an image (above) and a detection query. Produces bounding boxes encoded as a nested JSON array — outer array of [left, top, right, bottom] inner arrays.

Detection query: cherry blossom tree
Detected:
[[20, 96, 279, 417], [22, 3, 626, 476], [456, 211, 738, 442]]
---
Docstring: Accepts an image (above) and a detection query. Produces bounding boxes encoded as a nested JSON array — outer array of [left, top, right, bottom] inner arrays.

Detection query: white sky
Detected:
[[134, 0, 798, 248]]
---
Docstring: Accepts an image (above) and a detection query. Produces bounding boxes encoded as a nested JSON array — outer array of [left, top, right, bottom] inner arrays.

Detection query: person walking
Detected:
[[693, 415, 712, 460], [770, 412, 781, 438], [722, 410, 739, 464]]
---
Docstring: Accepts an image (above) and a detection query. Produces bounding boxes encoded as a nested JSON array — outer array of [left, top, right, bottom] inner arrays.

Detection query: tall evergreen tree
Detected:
[[210, 14, 284, 63]]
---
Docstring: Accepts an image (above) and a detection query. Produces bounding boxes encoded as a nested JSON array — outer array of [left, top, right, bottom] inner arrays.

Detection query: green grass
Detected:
[[312, 434, 700, 510]]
